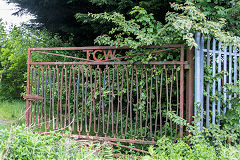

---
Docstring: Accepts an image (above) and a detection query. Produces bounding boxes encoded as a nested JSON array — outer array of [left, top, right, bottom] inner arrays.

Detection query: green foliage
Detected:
[[0, 22, 72, 99], [190, 0, 240, 37], [90, 1, 240, 49], [89, 6, 169, 48]]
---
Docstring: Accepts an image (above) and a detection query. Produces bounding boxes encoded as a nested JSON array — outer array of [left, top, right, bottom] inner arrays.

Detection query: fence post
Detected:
[[186, 47, 194, 135], [26, 48, 31, 127], [194, 32, 204, 130]]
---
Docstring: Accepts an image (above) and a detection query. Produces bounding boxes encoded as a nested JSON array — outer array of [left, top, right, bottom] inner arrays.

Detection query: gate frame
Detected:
[[25, 44, 194, 145]]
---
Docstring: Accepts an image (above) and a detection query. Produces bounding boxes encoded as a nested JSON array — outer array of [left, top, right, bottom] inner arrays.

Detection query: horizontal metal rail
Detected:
[[30, 61, 188, 65], [29, 44, 183, 51]]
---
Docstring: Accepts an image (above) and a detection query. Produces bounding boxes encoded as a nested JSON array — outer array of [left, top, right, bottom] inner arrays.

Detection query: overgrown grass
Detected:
[[0, 101, 25, 120], [0, 100, 25, 129]]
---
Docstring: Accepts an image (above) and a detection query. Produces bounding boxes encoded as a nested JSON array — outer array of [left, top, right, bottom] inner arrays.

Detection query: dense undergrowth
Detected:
[[0, 126, 113, 159], [0, 104, 239, 160], [0, 124, 239, 160]]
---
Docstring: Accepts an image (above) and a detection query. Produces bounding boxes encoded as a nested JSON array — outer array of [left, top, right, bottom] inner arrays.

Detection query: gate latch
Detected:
[[23, 94, 44, 101]]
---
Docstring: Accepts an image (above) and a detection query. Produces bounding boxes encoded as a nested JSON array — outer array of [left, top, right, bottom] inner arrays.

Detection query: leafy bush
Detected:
[[0, 21, 73, 100], [90, 1, 240, 49]]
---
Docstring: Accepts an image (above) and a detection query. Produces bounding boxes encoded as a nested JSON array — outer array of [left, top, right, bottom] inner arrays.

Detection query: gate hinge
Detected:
[[184, 62, 190, 69]]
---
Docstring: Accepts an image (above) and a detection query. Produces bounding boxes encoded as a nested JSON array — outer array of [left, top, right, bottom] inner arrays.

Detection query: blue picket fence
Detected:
[[194, 32, 240, 131]]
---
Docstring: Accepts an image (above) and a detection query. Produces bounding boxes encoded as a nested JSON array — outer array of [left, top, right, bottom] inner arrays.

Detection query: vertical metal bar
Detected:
[[56, 66, 60, 129], [44, 67, 48, 129], [233, 48, 238, 143], [60, 67, 64, 129], [165, 66, 169, 137], [124, 66, 129, 137], [144, 65, 149, 139], [134, 65, 139, 138], [220, 43, 225, 124], [52, 66, 56, 129], [139, 67, 144, 139], [76, 68, 80, 133], [234, 48, 237, 89], [239, 49, 240, 146], [40, 66, 44, 129], [37, 67, 41, 129], [106, 66, 111, 136], [159, 69, 163, 137], [68, 66, 72, 126], [102, 67, 106, 136], [200, 35, 204, 129], [120, 67, 125, 136], [33, 67, 37, 126], [206, 38, 211, 128], [194, 32, 203, 129], [72, 66, 76, 131], [212, 39, 217, 124], [169, 68, 174, 138], [64, 66, 68, 128], [234, 49, 239, 146], [228, 44, 232, 110], [186, 47, 194, 132], [93, 68, 97, 136], [130, 68, 134, 137], [112, 66, 116, 136], [47, 66, 51, 130], [30, 67, 34, 126], [175, 67, 179, 140], [154, 66, 162, 139], [154, 66, 158, 140], [116, 66, 120, 136], [88, 65, 93, 135], [26, 49, 31, 127], [149, 67, 153, 140], [80, 66, 84, 133], [97, 66, 101, 136], [180, 45, 184, 138], [84, 67, 89, 133]]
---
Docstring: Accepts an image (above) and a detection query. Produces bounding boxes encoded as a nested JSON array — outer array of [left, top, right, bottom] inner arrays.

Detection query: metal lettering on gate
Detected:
[[25, 45, 188, 150]]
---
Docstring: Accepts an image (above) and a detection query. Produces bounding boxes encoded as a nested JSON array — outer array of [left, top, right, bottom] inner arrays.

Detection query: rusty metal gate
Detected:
[[24, 45, 194, 151]]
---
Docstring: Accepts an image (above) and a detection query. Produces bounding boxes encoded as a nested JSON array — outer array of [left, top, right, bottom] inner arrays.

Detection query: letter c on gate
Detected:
[[93, 50, 103, 61]]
